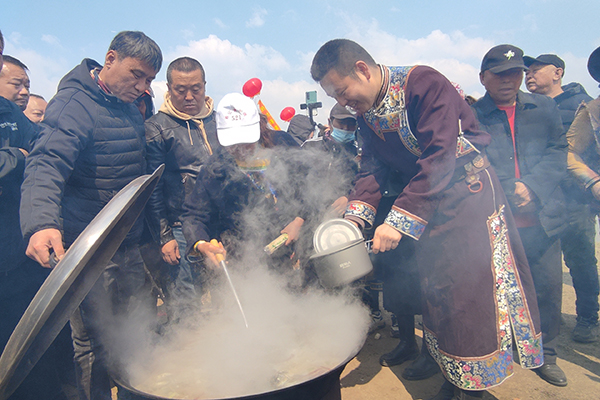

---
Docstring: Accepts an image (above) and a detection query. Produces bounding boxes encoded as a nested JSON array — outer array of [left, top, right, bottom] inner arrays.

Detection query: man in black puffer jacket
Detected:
[[20, 31, 162, 400]]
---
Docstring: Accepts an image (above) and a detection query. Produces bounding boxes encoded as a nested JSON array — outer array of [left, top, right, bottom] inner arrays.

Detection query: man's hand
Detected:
[[26, 228, 64, 268], [514, 181, 534, 208], [372, 223, 402, 254], [193, 240, 226, 269], [19, 148, 29, 157], [328, 196, 348, 217], [161, 239, 180, 265], [281, 217, 305, 245]]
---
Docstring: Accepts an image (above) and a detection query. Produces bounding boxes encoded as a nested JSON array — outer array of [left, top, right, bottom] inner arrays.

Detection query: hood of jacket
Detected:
[[56, 58, 126, 109]]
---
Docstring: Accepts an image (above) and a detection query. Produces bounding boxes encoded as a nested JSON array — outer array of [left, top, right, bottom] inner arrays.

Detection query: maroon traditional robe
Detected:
[[346, 65, 543, 389]]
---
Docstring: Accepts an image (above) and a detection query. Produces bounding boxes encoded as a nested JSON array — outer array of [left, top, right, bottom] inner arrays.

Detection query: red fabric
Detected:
[[497, 104, 538, 228], [497, 104, 518, 178]]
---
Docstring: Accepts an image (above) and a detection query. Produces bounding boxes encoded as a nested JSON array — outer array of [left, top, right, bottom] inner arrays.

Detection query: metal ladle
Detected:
[[210, 239, 249, 328]]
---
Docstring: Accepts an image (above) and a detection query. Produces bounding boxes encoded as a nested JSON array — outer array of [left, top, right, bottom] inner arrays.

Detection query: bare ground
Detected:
[[339, 263, 600, 400]]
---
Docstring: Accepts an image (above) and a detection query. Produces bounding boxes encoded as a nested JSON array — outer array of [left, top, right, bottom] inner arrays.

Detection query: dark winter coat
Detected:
[[20, 59, 147, 246], [554, 82, 593, 133], [181, 147, 310, 256], [0, 97, 39, 272], [472, 91, 568, 237], [145, 111, 219, 245]]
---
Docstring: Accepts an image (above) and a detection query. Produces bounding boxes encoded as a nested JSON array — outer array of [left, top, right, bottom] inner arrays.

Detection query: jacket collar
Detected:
[[478, 90, 537, 116]]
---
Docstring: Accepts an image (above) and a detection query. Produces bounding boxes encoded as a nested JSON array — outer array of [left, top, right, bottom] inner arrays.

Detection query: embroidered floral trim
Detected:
[[424, 330, 514, 390], [344, 201, 376, 226], [364, 66, 479, 159], [425, 206, 543, 390], [487, 206, 543, 369], [383, 206, 427, 240]]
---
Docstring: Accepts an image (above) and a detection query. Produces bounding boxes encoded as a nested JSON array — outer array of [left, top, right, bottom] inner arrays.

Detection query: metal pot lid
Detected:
[[313, 218, 362, 253], [0, 165, 164, 400]]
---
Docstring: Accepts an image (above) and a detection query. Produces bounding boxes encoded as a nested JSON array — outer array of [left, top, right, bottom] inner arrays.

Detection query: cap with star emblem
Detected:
[[480, 44, 528, 74]]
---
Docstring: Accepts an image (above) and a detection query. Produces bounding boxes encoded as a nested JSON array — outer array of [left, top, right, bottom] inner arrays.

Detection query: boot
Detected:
[[379, 314, 418, 367], [402, 341, 440, 380]]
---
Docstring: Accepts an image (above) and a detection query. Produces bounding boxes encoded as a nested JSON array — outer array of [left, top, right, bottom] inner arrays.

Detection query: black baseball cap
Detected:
[[481, 44, 527, 73], [523, 54, 565, 70], [588, 46, 600, 83]]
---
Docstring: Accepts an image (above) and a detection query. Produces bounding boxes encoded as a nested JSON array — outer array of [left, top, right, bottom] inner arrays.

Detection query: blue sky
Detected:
[[2, 0, 600, 126]]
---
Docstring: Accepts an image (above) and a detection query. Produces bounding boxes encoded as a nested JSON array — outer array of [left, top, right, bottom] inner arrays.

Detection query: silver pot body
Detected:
[[309, 239, 373, 288]]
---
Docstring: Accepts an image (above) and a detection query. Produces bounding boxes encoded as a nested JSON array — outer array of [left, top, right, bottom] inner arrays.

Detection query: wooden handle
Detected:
[[210, 239, 225, 262]]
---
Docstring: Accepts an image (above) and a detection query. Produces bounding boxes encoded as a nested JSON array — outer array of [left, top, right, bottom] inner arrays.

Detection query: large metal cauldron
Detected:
[[112, 346, 362, 400]]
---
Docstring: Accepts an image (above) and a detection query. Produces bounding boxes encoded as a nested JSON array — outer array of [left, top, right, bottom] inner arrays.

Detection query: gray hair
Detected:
[[0, 30, 4, 54], [108, 31, 162, 73]]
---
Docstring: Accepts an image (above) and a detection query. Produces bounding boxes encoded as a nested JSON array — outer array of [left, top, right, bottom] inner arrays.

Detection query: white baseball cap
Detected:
[[216, 92, 260, 146]]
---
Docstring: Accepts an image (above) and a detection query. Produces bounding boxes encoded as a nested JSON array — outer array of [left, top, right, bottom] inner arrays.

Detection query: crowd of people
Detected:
[[1, 28, 600, 400]]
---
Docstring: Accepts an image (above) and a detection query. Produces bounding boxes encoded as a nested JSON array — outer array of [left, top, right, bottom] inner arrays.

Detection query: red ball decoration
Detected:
[[280, 107, 296, 122], [242, 78, 262, 98]]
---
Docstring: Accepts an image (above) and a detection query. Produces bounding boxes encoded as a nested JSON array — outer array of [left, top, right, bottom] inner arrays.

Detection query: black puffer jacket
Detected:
[[20, 59, 147, 246], [145, 111, 219, 245], [0, 97, 39, 272], [554, 82, 593, 133]]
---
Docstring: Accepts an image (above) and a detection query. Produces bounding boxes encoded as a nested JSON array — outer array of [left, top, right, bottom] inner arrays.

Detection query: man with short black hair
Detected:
[[145, 56, 219, 319], [0, 54, 30, 111], [311, 38, 543, 399], [24, 93, 46, 123], [525, 53, 598, 344], [472, 44, 568, 387], [20, 30, 162, 400]]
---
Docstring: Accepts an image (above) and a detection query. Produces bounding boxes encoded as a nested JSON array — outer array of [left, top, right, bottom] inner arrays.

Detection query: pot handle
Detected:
[[365, 239, 374, 254]]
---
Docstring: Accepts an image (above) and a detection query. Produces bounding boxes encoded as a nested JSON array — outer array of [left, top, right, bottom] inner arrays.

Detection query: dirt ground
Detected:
[[339, 262, 600, 400]]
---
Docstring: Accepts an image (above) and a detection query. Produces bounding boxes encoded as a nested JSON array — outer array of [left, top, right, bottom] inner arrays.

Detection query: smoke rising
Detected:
[[121, 267, 369, 399], [113, 143, 369, 398]]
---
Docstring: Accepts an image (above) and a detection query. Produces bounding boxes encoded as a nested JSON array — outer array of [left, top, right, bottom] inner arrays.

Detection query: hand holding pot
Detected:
[[193, 240, 226, 269], [371, 223, 402, 254]]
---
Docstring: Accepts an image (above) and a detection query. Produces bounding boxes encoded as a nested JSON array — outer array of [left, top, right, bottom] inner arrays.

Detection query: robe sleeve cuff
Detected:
[[384, 206, 427, 240], [344, 201, 376, 228]]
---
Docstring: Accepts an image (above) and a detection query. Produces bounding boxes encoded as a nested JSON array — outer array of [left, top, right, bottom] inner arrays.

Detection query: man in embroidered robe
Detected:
[[311, 39, 543, 400], [145, 57, 220, 320], [472, 44, 568, 387]]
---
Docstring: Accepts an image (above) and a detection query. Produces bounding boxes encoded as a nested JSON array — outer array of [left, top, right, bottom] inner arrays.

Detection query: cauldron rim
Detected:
[[111, 339, 364, 400]]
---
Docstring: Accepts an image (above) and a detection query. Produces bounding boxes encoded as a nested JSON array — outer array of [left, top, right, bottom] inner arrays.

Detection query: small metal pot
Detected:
[[309, 239, 373, 288]]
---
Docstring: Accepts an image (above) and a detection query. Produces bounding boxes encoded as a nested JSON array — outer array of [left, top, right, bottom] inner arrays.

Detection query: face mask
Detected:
[[331, 127, 355, 144]]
